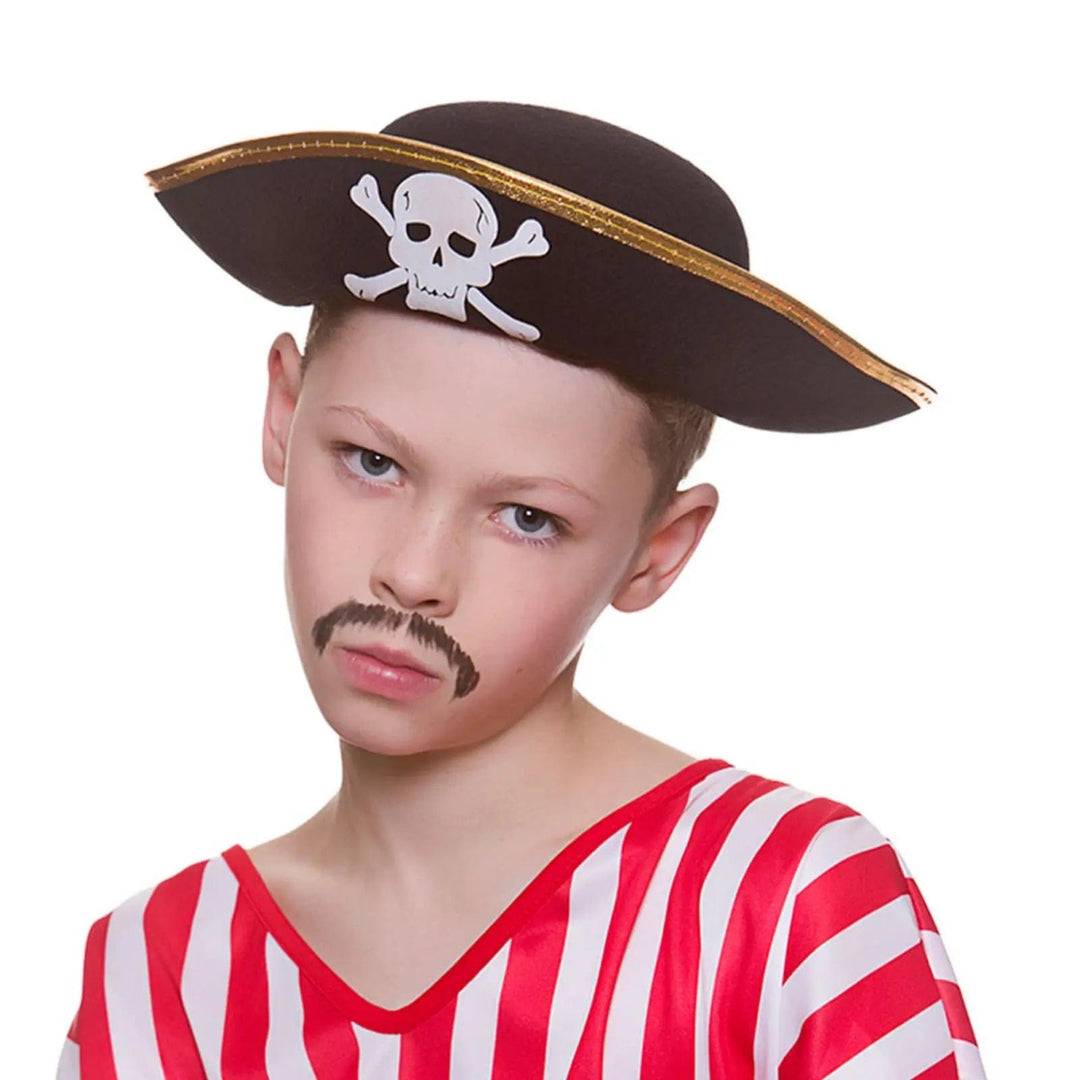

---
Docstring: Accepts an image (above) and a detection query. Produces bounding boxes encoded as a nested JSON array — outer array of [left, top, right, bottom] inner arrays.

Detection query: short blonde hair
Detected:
[[302, 300, 715, 530]]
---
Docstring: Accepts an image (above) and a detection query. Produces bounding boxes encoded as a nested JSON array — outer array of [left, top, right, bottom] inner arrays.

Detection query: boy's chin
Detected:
[[329, 716, 449, 757]]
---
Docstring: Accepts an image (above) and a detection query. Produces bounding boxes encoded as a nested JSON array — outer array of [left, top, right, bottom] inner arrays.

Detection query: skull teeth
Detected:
[[411, 272, 458, 300]]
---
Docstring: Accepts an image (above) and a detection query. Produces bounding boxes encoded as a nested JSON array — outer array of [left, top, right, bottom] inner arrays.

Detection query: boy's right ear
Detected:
[[262, 332, 304, 487]]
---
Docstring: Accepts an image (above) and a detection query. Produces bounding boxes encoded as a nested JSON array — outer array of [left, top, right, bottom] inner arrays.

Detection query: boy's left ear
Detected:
[[610, 483, 719, 613], [262, 331, 304, 487]]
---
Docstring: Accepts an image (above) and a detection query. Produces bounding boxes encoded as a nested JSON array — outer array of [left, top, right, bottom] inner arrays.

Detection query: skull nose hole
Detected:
[[433, 247, 443, 267]]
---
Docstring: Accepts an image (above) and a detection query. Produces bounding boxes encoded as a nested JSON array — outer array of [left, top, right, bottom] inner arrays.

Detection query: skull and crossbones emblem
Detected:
[[342, 171, 550, 342]]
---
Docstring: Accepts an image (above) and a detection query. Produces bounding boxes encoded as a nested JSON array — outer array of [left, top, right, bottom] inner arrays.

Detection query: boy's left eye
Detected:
[[332, 442, 566, 548]]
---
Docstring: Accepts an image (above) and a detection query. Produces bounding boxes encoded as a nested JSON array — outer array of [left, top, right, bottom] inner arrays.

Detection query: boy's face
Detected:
[[263, 305, 707, 757]]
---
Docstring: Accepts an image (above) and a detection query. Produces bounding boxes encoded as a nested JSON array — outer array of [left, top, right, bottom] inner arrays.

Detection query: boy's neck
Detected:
[[256, 688, 695, 909]]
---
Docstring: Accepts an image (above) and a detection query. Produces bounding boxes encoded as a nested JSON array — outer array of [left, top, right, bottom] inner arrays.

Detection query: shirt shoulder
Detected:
[[62, 849, 231, 1069], [686, 767, 987, 1079], [682, 762, 872, 889], [82, 848, 234, 985], [684, 764, 953, 987]]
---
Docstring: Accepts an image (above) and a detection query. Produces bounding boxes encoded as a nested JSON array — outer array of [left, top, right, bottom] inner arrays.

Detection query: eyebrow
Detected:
[[324, 403, 601, 508]]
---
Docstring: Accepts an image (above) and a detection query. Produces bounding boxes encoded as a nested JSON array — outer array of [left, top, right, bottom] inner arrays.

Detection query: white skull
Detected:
[[387, 173, 499, 321]]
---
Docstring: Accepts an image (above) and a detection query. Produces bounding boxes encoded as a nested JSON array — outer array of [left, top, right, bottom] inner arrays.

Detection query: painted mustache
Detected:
[[312, 600, 480, 699]]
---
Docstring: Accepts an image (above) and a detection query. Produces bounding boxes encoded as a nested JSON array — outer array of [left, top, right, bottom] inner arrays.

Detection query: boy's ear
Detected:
[[262, 332, 305, 487], [610, 483, 719, 613]]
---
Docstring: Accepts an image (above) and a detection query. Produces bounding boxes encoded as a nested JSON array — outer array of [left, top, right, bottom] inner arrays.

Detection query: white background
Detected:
[[4, 1, 1074, 1073]]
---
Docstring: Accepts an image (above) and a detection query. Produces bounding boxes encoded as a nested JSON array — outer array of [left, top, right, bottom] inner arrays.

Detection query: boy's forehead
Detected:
[[301, 307, 651, 497], [310, 307, 642, 429]]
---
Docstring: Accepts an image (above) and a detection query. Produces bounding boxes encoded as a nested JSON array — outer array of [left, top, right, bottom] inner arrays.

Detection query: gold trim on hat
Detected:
[[146, 131, 936, 408]]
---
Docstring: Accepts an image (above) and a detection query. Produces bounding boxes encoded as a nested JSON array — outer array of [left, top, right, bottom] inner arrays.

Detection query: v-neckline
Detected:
[[221, 756, 730, 1033]]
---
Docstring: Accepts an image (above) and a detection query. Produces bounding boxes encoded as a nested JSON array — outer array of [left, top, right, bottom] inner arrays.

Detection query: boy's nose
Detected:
[[369, 537, 458, 622]]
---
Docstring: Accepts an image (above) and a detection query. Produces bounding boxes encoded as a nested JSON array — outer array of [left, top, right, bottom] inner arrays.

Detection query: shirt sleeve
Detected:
[[771, 814, 987, 1079], [59, 887, 208, 1080]]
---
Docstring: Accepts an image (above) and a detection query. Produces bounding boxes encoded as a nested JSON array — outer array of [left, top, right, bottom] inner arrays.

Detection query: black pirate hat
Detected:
[[145, 100, 935, 432]]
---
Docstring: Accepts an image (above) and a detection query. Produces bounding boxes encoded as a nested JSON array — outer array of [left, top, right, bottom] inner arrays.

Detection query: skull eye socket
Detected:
[[447, 232, 477, 258], [405, 221, 432, 242]]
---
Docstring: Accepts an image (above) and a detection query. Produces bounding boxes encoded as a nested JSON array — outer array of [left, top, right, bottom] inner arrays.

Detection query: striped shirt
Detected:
[[56, 758, 987, 1079]]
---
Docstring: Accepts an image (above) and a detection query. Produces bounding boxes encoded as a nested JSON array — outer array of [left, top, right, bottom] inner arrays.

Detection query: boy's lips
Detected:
[[339, 642, 440, 677]]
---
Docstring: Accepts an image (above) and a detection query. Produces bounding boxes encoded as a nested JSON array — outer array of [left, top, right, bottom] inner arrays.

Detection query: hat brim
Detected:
[[146, 130, 935, 433]]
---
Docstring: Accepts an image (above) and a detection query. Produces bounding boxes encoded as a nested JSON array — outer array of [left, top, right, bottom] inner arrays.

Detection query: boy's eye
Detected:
[[332, 442, 565, 548], [493, 504, 562, 546], [338, 444, 402, 483]]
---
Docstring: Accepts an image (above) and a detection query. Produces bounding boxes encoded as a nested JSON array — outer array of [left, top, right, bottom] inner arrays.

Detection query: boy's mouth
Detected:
[[341, 641, 441, 678], [334, 644, 445, 703]]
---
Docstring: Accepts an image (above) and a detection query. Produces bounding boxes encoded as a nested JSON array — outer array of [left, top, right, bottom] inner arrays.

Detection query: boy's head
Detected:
[[262, 300, 719, 757], [149, 99, 935, 759]]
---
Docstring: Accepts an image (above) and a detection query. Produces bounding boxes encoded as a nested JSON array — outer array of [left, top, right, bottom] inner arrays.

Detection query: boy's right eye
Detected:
[[332, 442, 403, 486]]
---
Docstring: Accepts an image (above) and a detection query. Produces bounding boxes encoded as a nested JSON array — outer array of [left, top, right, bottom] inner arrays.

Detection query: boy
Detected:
[[57, 101, 986, 1078]]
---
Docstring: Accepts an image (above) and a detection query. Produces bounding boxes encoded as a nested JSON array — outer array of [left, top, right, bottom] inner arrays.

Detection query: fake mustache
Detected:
[[312, 599, 480, 699]]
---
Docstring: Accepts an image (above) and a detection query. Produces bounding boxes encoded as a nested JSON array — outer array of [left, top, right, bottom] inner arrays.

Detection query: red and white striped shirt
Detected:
[[56, 758, 986, 1079]]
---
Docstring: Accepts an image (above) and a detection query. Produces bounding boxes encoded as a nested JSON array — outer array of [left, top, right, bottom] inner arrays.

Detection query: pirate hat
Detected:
[[145, 100, 935, 432]]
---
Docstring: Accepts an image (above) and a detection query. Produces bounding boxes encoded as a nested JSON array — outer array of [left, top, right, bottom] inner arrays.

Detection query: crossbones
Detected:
[[342, 172, 549, 342]]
